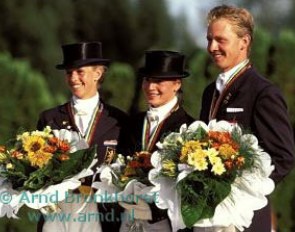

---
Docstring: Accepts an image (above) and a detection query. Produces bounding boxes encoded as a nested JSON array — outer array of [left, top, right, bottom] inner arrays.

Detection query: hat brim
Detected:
[[56, 58, 110, 70], [138, 68, 189, 79]]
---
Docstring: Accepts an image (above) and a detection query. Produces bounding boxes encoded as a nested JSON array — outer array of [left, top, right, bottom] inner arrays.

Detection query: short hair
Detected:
[[207, 5, 254, 47], [92, 65, 108, 86]]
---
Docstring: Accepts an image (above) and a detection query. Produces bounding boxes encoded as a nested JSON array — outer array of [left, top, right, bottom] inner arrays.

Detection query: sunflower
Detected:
[[23, 135, 46, 153], [27, 150, 53, 168], [22, 135, 53, 168]]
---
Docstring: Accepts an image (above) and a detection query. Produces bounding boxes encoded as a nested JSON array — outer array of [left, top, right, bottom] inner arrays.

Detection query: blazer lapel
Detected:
[[48, 103, 79, 131], [160, 109, 183, 133], [220, 69, 250, 107], [90, 105, 118, 146]]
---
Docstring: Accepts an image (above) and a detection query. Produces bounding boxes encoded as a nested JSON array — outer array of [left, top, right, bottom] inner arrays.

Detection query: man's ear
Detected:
[[240, 34, 251, 52]]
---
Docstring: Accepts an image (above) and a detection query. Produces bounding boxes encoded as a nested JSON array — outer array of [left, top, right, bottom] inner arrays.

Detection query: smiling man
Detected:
[[199, 5, 295, 232]]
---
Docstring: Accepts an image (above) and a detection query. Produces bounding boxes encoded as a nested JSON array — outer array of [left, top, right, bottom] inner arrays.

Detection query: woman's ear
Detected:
[[94, 66, 104, 82], [174, 79, 182, 92]]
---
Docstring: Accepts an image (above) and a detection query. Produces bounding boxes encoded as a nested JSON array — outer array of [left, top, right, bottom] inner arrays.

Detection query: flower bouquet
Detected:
[[93, 151, 157, 231], [148, 120, 275, 231], [0, 126, 97, 218]]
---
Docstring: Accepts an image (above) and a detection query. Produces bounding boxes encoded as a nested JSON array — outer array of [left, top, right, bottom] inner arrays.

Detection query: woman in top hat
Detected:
[[37, 41, 133, 232], [119, 50, 194, 232]]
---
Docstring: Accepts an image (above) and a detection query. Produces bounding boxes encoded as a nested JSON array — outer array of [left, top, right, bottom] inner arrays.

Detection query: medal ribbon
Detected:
[[209, 60, 250, 120], [141, 104, 179, 152]]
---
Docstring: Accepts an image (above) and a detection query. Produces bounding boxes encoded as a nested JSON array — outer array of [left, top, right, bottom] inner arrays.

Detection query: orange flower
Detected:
[[235, 156, 245, 168], [209, 131, 240, 150], [224, 160, 234, 170], [58, 154, 70, 161], [48, 137, 59, 146], [43, 145, 57, 153], [0, 146, 6, 153], [209, 131, 232, 144], [11, 150, 24, 159], [58, 141, 70, 152], [135, 151, 152, 168]]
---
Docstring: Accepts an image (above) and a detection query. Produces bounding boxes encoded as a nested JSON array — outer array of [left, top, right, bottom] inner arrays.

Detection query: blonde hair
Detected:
[[92, 65, 108, 86], [207, 5, 254, 52]]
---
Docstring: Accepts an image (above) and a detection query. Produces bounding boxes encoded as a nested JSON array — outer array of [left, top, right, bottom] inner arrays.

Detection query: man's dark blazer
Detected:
[[36, 100, 134, 232], [131, 106, 194, 153], [200, 66, 295, 232]]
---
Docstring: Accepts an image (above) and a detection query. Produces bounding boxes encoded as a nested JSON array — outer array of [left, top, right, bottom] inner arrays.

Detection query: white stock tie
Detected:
[[73, 104, 89, 135], [147, 111, 159, 123], [216, 75, 225, 93], [146, 111, 159, 134]]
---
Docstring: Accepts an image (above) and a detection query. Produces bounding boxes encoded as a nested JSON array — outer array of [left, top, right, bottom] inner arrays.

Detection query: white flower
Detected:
[[161, 132, 183, 149], [116, 154, 126, 166]]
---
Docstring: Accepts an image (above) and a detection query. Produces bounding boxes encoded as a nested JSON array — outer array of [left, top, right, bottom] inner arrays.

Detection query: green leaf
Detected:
[[181, 195, 207, 228], [48, 145, 96, 183], [178, 172, 232, 227], [22, 166, 52, 191], [15, 145, 96, 192]]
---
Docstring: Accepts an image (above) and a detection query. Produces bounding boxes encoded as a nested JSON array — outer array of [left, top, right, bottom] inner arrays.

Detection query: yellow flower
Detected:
[[218, 144, 237, 159], [22, 135, 46, 153], [188, 150, 208, 171], [211, 162, 226, 175], [162, 160, 176, 177], [43, 126, 52, 135], [206, 148, 219, 163], [0, 152, 8, 163], [6, 163, 14, 170], [17, 132, 30, 141], [180, 140, 203, 161], [28, 150, 53, 168], [209, 156, 222, 166], [31, 126, 52, 138], [23, 135, 53, 168]]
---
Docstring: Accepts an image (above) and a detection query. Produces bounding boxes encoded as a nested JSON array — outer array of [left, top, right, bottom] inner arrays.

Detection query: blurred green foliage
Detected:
[[0, 53, 58, 143], [0, 0, 294, 231], [102, 62, 136, 112]]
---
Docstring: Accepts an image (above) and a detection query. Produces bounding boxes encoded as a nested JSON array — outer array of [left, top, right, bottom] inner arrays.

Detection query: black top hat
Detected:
[[56, 41, 110, 70], [138, 50, 189, 79]]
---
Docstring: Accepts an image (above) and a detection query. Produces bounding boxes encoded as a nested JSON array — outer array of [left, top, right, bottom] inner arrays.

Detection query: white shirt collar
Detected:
[[147, 96, 178, 123], [72, 92, 99, 114], [216, 59, 249, 93]]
